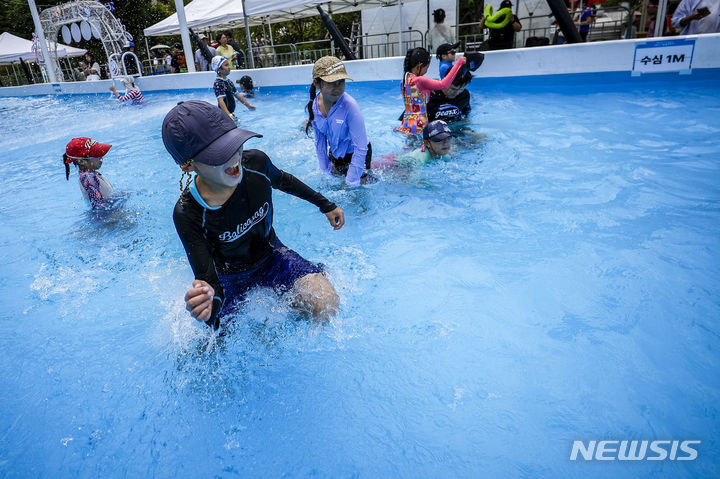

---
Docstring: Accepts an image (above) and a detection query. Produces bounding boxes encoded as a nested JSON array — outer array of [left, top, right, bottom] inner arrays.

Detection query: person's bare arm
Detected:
[[235, 92, 256, 110]]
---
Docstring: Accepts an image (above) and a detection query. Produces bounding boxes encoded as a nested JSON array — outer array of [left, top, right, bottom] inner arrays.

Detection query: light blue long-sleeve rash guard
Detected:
[[311, 92, 369, 186]]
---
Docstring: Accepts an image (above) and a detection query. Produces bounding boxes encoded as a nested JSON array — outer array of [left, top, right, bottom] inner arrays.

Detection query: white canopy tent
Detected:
[[143, 0, 247, 37], [143, 0, 422, 37], [143, 0, 430, 68], [0, 31, 86, 64]]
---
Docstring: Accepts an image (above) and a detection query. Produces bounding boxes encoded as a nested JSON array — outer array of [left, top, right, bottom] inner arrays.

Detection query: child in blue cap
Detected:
[[162, 100, 344, 329], [396, 120, 453, 169], [212, 55, 255, 120], [372, 120, 453, 175]]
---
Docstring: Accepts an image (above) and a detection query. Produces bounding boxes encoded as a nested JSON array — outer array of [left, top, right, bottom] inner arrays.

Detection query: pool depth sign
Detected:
[[632, 38, 695, 75]]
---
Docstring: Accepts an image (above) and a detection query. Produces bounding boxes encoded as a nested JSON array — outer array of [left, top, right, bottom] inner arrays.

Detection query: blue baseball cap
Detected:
[[162, 100, 262, 166], [423, 120, 453, 141]]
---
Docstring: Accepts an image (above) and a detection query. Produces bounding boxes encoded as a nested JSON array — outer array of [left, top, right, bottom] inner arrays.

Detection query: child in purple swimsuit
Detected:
[[63, 137, 115, 210]]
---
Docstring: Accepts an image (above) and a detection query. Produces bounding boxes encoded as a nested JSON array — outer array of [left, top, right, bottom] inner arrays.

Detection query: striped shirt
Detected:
[[118, 89, 143, 104]]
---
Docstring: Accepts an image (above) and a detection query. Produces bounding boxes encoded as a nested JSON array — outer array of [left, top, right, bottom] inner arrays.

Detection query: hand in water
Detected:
[[325, 207, 345, 230], [185, 279, 215, 322], [361, 172, 379, 185]]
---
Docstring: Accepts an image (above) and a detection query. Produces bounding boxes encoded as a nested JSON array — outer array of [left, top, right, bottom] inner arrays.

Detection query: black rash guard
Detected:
[[427, 89, 471, 123], [173, 149, 337, 323], [213, 77, 237, 114]]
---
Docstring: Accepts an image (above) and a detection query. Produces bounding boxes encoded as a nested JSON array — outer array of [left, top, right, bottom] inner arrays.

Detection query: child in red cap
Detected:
[[63, 137, 115, 210]]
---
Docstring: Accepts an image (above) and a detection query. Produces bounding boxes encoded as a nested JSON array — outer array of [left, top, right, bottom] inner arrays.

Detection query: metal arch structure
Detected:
[[39, 1, 131, 80]]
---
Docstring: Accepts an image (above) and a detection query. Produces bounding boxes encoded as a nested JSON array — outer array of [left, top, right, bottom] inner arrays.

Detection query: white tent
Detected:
[[144, 0, 418, 37], [48, 41, 87, 58], [0, 32, 86, 64], [143, 0, 247, 37]]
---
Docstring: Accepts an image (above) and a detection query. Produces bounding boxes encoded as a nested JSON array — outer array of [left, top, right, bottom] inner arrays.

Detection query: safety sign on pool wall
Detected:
[[632, 38, 695, 74]]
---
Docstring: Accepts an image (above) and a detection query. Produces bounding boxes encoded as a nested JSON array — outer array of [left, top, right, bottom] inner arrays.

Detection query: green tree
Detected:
[[0, 0, 178, 61]]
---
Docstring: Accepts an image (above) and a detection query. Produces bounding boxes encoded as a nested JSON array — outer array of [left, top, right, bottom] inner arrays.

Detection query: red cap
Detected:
[[64, 137, 112, 163]]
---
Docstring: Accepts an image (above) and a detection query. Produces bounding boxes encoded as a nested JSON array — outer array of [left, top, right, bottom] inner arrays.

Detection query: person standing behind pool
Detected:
[[396, 47, 466, 137], [212, 56, 256, 120], [81, 53, 101, 81], [226, 32, 245, 68], [306, 56, 372, 186], [162, 101, 345, 329], [576, 5, 595, 42], [215, 32, 238, 69], [170, 43, 188, 73], [672, 0, 720, 34], [194, 33, 217, 71], [122, 42, 139, 75], [62, 137, 115, 210], [427, 9, 455, 52], [480, 0, 522, 50]]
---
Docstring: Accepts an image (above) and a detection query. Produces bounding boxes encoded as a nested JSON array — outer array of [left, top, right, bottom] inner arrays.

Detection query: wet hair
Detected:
[[403, 48, 431, 85], [305, 81, 319, 136], [433, 9, 446, 24], [63, 154, 72, 180], [63, 154, 89, 180], [239, 75, 253, 91]]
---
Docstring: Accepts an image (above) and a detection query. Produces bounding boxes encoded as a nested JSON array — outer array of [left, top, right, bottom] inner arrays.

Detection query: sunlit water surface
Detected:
[[0, 76, 719, 478]]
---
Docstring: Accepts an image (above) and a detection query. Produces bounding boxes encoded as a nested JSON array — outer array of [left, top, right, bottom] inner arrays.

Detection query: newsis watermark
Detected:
[[570, 440, 700, 461]]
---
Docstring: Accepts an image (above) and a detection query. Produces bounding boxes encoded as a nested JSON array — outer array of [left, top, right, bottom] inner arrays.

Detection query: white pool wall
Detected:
[[1, 33, 719, 97]]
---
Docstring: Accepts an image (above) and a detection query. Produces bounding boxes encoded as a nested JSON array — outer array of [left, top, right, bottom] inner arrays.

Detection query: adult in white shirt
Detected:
[[81, 53, 101, 81], [194, 33, 217, 71], [672, 0, 720, 34], [428, 9, 455, 52]]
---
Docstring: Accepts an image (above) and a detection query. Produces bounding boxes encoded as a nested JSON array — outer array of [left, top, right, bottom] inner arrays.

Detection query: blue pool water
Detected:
[[1, 74, 719, 478]]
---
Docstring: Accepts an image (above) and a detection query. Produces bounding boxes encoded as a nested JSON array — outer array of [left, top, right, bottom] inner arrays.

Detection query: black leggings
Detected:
[[328, 142, 372, 176]]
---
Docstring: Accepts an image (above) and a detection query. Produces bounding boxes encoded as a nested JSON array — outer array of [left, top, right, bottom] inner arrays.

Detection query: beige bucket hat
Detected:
[[312, 56, 352, 82]]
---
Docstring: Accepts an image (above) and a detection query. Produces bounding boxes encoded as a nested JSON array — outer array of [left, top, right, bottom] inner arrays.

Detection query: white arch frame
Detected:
[[39, 1, 132, 80]]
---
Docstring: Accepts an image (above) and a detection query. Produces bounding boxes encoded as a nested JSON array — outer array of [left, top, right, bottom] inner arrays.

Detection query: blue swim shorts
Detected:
[[217, 238, 323, 315]]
